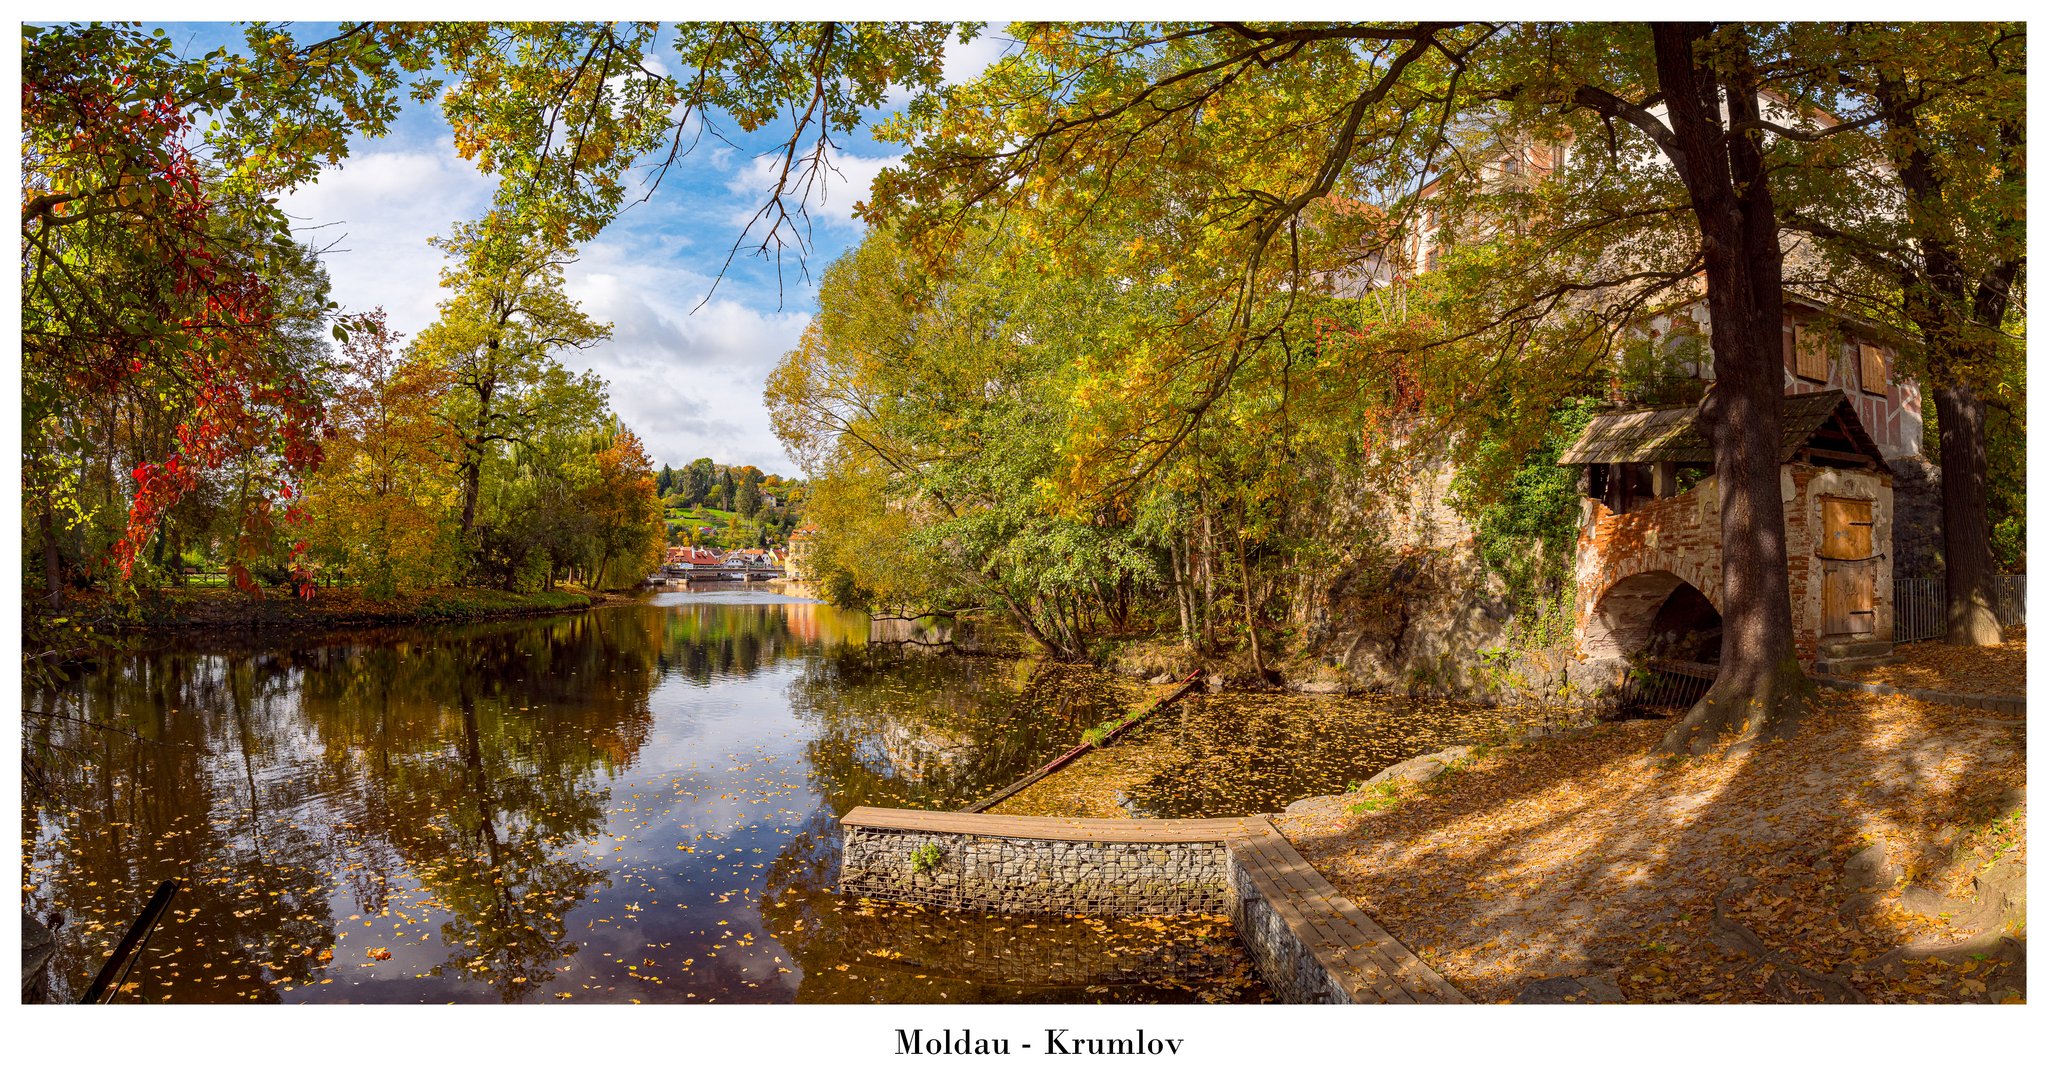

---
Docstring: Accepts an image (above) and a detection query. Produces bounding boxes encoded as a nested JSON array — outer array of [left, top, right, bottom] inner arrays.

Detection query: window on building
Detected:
[[1793, 323, 1831, 382], [1857, 342, 1888, 395]]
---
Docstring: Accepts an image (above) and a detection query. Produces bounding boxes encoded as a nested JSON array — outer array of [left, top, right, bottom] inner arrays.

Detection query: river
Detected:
[[22, 588, 1511, 1004]]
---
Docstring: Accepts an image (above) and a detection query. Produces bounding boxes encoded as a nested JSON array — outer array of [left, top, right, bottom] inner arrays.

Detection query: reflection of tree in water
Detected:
[[26, 607, 663, 1002], [26, 652, 351, 1001], [646, 600, 867, 683], [789, 650, 1141, 814], [289, 614, 661, 1000]]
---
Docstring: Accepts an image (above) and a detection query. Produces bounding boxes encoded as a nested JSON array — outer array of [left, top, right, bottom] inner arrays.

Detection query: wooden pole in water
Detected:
[[962, 669, 1204, 813], [78, 878, 181, 1004]]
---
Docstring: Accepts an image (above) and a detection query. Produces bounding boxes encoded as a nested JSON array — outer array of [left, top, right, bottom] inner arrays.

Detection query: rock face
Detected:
[[1363, 745, 1477, 787], [1290, 459, 1576, 705]]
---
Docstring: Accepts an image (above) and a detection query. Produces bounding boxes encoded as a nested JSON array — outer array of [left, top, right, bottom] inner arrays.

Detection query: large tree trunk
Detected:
[[1871, 75, 2019, 646], [459, 452, 483, 538], [1648, 23, 1812, 753], [1933, 381, 2002, 645]]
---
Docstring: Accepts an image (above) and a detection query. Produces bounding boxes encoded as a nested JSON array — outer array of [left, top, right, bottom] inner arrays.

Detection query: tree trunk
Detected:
[[1234, 501, 1269, 680], [1174, 532, 1196, 648], [42, 499, 63, 609], [459, 452, 483, 538], [1933, 381, 2001, 644], [1870, 72, 2018, 647], [1646, 23, 1812, 753]]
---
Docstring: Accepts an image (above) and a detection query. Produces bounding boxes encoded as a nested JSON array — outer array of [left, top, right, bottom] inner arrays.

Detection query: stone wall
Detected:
[[836, 808, 1469, 1004], [1227, 849, 1351, 1003], [1888, 455, 1943, 578], [839, 815, 1240, 916]]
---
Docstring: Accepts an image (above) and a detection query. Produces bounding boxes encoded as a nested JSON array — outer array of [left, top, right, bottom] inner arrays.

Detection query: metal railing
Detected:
[[1621, 658, 1718, 713], [1893, 574, 2026, 643]]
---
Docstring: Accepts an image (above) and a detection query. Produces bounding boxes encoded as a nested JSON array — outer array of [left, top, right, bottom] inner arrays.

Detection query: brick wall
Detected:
[[1573, 463, 1895, 684]]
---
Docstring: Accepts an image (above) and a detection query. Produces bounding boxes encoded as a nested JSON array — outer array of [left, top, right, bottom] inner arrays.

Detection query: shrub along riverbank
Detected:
[[50, 585, 617, 633]]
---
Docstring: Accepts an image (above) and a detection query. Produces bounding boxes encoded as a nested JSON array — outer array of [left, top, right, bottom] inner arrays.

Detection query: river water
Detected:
[[23, 589, 1510, 1004]]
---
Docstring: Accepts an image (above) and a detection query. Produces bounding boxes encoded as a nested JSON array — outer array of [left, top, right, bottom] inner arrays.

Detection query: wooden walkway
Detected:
[[838, 806, 1467, 1003], [841, 806, 1262, 842], [1230, 820, 1469, 1003]]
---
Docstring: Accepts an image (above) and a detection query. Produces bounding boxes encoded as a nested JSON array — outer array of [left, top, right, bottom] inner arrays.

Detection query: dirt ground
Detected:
[[1277, 684, 2027, 1004]]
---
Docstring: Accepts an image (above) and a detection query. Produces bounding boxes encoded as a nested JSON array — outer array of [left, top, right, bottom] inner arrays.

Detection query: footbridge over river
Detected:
[[650, 564, 785, 584]]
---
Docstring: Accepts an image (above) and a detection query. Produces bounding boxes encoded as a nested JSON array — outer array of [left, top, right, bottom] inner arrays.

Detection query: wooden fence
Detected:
[[1893, 574, 2026, 644]]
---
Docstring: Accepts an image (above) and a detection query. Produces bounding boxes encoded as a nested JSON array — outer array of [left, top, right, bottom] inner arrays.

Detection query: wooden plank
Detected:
[[842, 806, 1260, 842], [1859, 342, 1888, 394], [1228, 825, 1467, 1003], [1795, 322, 1831, 381]]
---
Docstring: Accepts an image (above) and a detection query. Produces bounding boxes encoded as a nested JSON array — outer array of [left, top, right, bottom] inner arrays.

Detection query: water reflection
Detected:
[[22, 591, 1264, 1003]]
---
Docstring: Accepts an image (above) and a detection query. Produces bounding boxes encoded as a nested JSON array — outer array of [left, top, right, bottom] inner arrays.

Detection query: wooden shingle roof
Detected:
[[1559, 391, 1888, 473]]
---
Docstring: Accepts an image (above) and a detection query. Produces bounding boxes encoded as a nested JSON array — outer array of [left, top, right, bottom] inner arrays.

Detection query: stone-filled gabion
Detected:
[[839, 825, 1233, 916]]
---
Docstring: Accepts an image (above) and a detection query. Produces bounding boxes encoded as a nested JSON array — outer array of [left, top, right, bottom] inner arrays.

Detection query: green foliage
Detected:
[[908, 841, 944, 875], [1453, 399, 1598, 602], [1346, 781, 1403, 815]]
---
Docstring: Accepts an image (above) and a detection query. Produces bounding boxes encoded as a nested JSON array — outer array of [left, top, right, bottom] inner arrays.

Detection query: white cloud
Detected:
[[564, 238, 811, 475], [276, 127, 828, 477], [943, 29, 1016, 87], [277, 140, 494, 336]]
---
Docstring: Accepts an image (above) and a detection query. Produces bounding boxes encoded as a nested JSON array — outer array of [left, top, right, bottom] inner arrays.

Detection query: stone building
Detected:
[[1561, 390, 1898, 690]]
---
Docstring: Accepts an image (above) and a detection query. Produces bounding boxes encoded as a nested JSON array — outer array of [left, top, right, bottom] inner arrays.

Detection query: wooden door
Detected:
[[1819, 497, 1876, 637]]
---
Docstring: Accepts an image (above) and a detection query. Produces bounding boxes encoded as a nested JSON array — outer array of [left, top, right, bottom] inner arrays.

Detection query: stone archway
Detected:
[[1581, 568, 1722, 665]]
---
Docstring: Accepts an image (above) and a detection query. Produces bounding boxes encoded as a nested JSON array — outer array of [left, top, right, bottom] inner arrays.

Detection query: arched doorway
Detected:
[[1585, 570, 1723, 712], [1645, 582, 1722, 663]]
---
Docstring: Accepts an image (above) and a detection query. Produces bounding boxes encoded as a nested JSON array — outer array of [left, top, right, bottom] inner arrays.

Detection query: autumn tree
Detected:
[[417, 22, 967, 268], [20, 22, 421, 603], [297, 311, 460, 597], [1777, 23, 2026, 645], [409, 221, 610, 553], [581, 428, 668, 588]]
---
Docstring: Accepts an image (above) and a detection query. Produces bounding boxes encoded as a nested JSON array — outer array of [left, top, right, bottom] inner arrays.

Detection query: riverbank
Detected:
[[47, 584, 634, 632], [1275, 687, 2026, 1004]]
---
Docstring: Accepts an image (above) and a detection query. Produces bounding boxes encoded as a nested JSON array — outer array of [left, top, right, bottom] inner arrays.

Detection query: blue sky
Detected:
[[155, 21, 1014, 478]]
